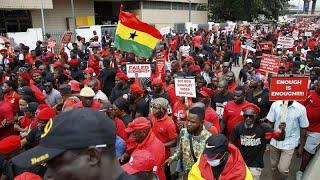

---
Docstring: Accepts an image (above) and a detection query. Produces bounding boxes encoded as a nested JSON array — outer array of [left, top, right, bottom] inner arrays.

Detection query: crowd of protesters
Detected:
[[0, 17, 320, 180]]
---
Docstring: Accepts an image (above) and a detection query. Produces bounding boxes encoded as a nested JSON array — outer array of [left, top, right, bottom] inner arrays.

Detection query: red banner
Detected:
[[269, 77, 309, 101], [259, 54, 280, 74]]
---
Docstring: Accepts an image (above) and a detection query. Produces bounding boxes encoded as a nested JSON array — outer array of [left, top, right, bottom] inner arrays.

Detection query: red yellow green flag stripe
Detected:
[[115, 9, 162, 58]]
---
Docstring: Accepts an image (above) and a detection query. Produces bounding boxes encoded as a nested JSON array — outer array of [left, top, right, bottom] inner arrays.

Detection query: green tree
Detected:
[[208, 0, 290, 21]]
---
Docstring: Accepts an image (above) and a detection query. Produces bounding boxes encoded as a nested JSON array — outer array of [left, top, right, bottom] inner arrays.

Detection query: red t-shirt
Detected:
[[167, 84, 178, 106], [3, 91, 20, 113], [232, 39, 241, 53], [0, 101, 15, 140], [150, 114, 177, 159], [20, 115, 38, 129], [30, 84, 46, 103], [73, 101, 101, 110], [227, 82, 237, 93], [305, 91, 320, 132], [132, 132, 166, 180], [205, 107, 220, 133], [193, 35, 202, 48], [114, 117, 127, 141], [223, 100, 250, 138]]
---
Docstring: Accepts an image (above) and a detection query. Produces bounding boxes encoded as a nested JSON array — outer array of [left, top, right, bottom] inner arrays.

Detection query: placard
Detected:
[[292, 31, 299, 40], [126, 64, 151, 78], [277, 36, 294, 48], [259, 42, 273, 50], [156, 58, 165, 75], [259, 54, 280, 74], [269, 77, 309, 101], [305, 32, 312, 37], [175, 77, 196, 98]]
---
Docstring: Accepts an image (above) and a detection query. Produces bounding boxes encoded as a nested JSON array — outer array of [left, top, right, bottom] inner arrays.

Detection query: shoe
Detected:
[[296, 171, 303, 180]]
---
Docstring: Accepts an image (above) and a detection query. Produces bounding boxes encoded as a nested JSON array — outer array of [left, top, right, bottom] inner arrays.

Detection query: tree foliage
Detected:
[[208, 0, 290, 21]]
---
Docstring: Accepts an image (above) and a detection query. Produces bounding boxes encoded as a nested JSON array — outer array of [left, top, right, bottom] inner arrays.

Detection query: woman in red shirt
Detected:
[[2, 80, 20, 113]]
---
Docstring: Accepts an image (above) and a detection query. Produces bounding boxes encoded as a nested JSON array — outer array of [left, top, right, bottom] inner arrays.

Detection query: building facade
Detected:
[[0, 0, 208, 33]]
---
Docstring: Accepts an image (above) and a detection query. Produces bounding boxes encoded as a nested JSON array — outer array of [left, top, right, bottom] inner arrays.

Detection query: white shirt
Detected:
[[94, 90, 109, 102], [267, 101, 309, 150], [179, 45, 190, 57]]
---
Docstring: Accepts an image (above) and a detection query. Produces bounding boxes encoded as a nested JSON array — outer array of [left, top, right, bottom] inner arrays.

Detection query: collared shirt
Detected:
[[43, 88, 63, 107], [267, 101, 309, 150], [170, 128, 211, 175], [94, 90, 109, 102]]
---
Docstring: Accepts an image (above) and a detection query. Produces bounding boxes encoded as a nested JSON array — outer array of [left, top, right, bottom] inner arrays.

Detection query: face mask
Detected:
[[207, 159, 221, 167]]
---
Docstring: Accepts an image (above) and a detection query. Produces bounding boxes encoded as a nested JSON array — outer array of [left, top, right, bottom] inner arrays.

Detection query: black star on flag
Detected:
[[129, 31, 138, 40]]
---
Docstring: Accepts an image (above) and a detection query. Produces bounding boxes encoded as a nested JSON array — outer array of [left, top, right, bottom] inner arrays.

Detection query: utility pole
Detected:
[[189, 0, 191, 22], [70, 0, 76, 39], [40, 0, 46, 39]]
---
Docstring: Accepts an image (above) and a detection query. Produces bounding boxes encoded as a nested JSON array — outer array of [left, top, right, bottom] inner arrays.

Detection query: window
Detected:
[[143, 1, 171, 9], [0, 10, 32, 33]]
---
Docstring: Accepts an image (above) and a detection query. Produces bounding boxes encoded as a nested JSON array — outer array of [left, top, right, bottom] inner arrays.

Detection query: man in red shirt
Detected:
[[198, 87, 220, 133], [18, 72, 47, 104], [0, 88, 15, 140], [221, 86, 250, 139], [297, 79, 320, 179], [232, 36, 241, 67], [149, 97, 177, 179], [192, 32, 202, 53], [2, 80, 20, 113], [73, 87, 101, 110], [123, 117, 166, 180], [226, 71, 237, 93]]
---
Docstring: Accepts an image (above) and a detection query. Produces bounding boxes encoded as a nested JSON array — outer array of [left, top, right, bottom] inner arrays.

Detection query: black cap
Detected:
[[203, 134, 228, 159], [58, 84, 71, 95], [11, 108, 116, 168]]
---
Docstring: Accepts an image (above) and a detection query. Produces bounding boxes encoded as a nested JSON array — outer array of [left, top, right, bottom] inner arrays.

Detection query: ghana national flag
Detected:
[[115, 9, 162, 58]]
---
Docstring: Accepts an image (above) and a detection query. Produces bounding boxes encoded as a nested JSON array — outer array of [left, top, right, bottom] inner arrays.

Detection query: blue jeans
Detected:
[[233, 53, 240, 66]]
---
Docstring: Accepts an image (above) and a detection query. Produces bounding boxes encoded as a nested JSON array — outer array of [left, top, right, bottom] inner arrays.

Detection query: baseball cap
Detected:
[[125, 117, 151, 133], [122, 150, 155, 175], [199, 87, 213, 97], [246, 58, 253, 64], [80, 87, 95, 97], [69, 80, 81, 93], [203, 134, 228, 159], [11, 108, 116, 168]]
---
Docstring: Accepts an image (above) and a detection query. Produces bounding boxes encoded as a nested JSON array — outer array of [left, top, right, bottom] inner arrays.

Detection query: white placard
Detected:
[[126, 64, 151, 78], [159, 26, 171, 35], [292, 31, 299, 40], [277, 36, 294, 48], [175, 77, 196, 98], [305, 32, 312, 37]]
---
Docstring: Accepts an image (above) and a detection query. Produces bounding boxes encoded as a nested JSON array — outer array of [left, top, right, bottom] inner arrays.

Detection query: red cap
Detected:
[[185, 56, 194, 63], [120, 58, 127, 64], [0, 135, 21, 154], [125, 117, 151, 133], [84, 67, 95, 75], [199, 87, 213, 97], [37, 104, 50, 111], [52, 61, 62, 68], [31, 70, 41, 76], [19, 73, 31, 81], [130, 84, 144, 95], [69, 59, 79, 66], [0, 49, 8, 54], [242, 103, 261, 114], [60, 52, 68, 60], [69, 80, 81, 92], [204, 61, 212, 67], [151, 78, 163, 87], [36, 107, 56, 122], [122, 150, 155, 175], [192, 65, 201, 74], [13, 172, 42, 180], [116, 72, 129, 81]]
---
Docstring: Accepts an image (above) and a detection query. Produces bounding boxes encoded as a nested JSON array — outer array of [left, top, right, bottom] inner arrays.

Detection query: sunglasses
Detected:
[[244, 114, 254, 118]]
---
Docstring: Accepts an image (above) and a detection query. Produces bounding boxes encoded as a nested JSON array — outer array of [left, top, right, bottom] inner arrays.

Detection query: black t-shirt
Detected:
[[121, 114, 133, 127], [130, 98, 149, 118], [211, 92, 234, 120], [230, 122, 273, 168], [246, 89, 271, 119], [116, 172, 140, 180]]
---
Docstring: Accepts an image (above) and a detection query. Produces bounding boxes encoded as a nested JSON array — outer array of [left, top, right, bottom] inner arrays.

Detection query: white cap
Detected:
[[80, 87, 95, 97], [246, 58, 253, 64]]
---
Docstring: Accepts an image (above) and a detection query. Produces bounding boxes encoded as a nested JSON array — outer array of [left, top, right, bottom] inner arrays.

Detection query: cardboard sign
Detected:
[[292, 31, 299, 40], [126, 64, 151, 78], [241, 38, 257, 52], [156, 59, 165, 75], [259, 54, 280, 74], [269, 77, 309, 101], [175, 77, 196, 98], [277, 36, 294, 48]]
